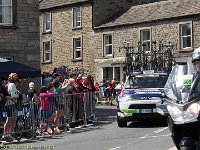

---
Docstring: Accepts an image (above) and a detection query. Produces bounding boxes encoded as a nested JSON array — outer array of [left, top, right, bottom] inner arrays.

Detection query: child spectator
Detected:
[[38, 86, 54, 133], [94, 82, 101, 102]]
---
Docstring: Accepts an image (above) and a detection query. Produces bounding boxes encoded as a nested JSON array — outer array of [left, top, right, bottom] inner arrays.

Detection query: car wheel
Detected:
[[117, 117, 127, 127]]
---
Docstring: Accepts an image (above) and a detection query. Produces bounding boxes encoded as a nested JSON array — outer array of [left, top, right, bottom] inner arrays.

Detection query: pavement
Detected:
[[0, 123, 102, 147], [0, 103, 115, 147], [96, 97, 117, 106]]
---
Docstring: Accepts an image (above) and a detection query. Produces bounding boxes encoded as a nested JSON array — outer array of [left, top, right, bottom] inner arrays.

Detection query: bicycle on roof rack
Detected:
[[119, 40, 176, 74]]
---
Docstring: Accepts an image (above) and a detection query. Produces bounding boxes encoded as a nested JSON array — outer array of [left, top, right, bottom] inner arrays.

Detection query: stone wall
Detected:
[[0, 0, 40, 67], [0, 0, 40, 93], [40, 3, 95, 76]]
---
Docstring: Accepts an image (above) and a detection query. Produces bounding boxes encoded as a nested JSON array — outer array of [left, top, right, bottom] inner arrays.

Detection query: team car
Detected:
[[117, 70, 168, 127]]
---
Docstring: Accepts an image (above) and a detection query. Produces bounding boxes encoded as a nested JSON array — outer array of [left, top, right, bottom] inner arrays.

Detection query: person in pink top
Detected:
[[38, 86, 54, 131]]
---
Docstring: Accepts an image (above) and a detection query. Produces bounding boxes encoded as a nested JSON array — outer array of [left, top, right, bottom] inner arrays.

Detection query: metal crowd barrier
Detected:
[[0, 91, 96, 141]]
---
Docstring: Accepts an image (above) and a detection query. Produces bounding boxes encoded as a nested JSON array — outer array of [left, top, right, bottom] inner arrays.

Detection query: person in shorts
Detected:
[[38, 86, 54, 131], [53, 80, 70, 134], [2, 73, 19, 142]]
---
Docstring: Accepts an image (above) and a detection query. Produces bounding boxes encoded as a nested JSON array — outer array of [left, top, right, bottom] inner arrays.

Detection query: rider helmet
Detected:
[[192, 47, 200, 63], [8, 73, 19, 82]]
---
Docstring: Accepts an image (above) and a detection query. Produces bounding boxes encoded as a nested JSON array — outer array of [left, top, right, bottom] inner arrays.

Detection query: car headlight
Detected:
[[121, 96, 132, 102], [167, 102, 200, 122]]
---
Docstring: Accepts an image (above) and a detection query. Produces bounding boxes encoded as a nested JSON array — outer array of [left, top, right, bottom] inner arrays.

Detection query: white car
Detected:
[[117, 70, 168, 127]]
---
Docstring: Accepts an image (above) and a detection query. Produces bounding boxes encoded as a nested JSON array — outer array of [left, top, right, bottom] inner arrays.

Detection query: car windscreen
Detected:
[[124, 75, 168, 89]]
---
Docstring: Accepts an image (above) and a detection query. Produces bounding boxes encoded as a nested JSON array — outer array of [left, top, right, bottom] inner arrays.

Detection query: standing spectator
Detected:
[[47, 83, 55, 113], [38, 86, 54, 133], [53, 80, 70, 134], [94, 81, 101, 102], [52, 73, 62, 84], [69, 73, 77, 82], [27, 82, 38, 102], [87, 75, 95, 91], [100, 79, 108, 100], [74, 77, 84, 93], [27, 82, 39, 124], [66, 78, 77, 95], [82, 76, 89, 92], [110, 79, 117, 103], [0, 79, 9, 134], [2, 73, 19, 142]]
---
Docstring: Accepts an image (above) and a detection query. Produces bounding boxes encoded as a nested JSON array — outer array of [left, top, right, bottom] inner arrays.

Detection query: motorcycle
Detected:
[[157, 60, 200, 150]]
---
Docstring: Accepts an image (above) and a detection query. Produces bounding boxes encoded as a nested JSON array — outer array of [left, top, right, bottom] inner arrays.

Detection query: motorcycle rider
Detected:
[[190, 47, 200, 99], [192, 47, 200, 79]]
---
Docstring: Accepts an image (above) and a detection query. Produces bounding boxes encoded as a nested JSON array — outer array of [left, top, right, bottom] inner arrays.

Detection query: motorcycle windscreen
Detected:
[[164, 61, 194, 103]]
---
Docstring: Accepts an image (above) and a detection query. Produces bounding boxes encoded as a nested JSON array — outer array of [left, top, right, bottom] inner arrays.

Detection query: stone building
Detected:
[[39, 0, 94, 76], [94, 0, 200, 82], [0, 0, 40, 92], [39, 0, 163, 80], [40, 0, 200, 83]]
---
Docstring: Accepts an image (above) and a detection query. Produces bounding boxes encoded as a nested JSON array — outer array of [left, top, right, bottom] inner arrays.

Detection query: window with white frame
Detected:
[[73, 7, 81, 28], [0, 0, 12, 25], [73, 37, 82, 59], [140, 29, 151, 52], [43, 41, 51, 62], [104, 34, 112, 56], [43, 12, 51, 32], [180, 23, 192, 49]]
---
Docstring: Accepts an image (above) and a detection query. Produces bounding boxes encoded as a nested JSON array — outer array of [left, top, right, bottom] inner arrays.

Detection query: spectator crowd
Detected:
[[0, 67, 120, 142]]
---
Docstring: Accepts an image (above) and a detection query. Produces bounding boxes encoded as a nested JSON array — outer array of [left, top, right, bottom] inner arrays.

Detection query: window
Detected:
[[114, 67, 120, 83], [180, 23, 192, 49], [73, 7, 81, 28], [140, 29, 151, 52], [43, 12, 51, 32], [73, 37, 82, 59], [103, 67, 113, 81], [0, 0, 12, 25], [43, 41, 51, 62], [103, 34, 112, 56]]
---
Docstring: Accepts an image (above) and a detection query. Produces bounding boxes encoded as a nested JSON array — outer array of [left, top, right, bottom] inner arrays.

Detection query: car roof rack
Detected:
[[119, 41, 176, 75]]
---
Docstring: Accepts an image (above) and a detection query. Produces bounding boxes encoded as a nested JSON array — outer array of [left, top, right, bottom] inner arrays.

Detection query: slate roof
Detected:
[[39, 0, 90, 10], [97, 0, 200, 28]]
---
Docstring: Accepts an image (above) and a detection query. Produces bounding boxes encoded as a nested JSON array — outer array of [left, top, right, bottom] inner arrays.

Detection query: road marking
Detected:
[[140, 127, 169, 139], [150, 134, 171, 138], [168, 146, 177, 150], [140, 133, 170, 139], [140, 134, 149, 139], [109, 147, 121, 150], [154, 127, 168, 133]]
